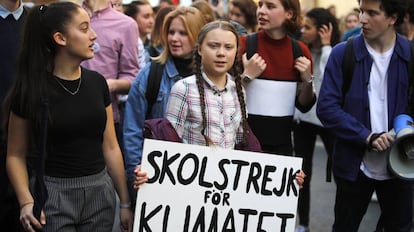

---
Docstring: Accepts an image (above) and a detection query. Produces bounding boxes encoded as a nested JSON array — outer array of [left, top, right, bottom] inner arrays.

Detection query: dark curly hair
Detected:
[[306, 8, 341, 47]]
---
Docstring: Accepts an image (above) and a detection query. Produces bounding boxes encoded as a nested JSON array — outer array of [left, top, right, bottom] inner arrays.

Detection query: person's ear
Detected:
[[53, 32, 66, 46], [197, 45, 202, 57], [285, 9, 293, 20]]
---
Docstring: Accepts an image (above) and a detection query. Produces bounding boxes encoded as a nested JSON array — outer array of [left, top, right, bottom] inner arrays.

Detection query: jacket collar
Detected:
[[354, 33, 411, 63]]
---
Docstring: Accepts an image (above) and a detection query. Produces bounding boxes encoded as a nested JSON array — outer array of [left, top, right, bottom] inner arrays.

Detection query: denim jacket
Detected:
[[316, 33, 413, 181], [123, 57, 183, 182]]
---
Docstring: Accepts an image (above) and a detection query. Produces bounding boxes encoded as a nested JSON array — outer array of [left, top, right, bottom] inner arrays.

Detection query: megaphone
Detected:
[[388, 114, 414, 180]]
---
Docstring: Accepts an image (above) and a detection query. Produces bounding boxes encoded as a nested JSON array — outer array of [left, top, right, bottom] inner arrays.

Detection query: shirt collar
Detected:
[[82, 0, 112, 17], [201, 72, 230, 95], [0, 0, 24, 20]]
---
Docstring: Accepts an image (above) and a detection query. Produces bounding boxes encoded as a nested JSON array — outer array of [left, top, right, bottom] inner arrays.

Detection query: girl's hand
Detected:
[[319, 22, 333, 46], [294, 56, 312, 83], [295, 170, 306, 189], [120, 207, 133, 232], [20, 203, 45, 232], [242, 53, 267, 79], [133, 165, 148, 190]]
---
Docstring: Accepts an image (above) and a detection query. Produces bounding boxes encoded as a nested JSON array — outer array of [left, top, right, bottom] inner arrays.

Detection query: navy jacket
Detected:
[[316, 33, 413, 181]]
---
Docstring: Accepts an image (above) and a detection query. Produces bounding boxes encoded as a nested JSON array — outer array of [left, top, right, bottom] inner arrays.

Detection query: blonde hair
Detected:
[[152, 6, 204, 64]]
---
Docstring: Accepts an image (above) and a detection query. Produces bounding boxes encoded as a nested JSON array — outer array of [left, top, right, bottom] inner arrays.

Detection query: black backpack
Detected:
[[145, 61, 165, 119]]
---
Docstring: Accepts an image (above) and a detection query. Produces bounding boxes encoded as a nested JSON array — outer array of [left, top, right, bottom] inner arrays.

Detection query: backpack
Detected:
[[143, 118, 182, 143], [145, 61, 165, 119], [143, 118, 262, 152]]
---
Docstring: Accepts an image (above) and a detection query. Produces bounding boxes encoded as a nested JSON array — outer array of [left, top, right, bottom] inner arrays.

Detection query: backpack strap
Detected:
[[246, 33, 258, 59], [340, 38, 414, 112], [148, 46, 160, 58], [291, 38, 303, 59], [145, 61, 164, 119], [341, 37, 356, 104]]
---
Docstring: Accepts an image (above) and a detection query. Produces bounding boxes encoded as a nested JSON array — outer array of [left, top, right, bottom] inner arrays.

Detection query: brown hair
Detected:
[[193, 20, 248, 146], [191, 0, 216, 23], [231, 0, 258, 32], [279, 0, 302, 34], [153, 6, 204, 64], [150, 5, 175, 47]]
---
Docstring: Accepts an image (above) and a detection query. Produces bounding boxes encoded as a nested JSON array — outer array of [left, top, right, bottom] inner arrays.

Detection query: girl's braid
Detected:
[[233, 56, 248, 144], [194, 49, 212, 146]]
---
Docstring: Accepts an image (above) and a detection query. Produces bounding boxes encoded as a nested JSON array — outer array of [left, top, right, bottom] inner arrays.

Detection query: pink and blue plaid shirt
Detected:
[[166, 73, 244, 149]]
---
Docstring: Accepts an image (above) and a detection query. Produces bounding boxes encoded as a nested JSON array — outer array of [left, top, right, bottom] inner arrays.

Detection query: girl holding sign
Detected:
[[133, 21, 305, 189]]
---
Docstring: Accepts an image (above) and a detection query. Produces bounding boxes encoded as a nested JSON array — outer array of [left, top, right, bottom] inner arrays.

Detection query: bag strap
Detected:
[[246, 32, 257, 60], [341, 37, 356, 104], [148, 46, 160, 58], [291, 38, 303, 59], [246, 33, 303, 60], [145, 61, 164, 119]]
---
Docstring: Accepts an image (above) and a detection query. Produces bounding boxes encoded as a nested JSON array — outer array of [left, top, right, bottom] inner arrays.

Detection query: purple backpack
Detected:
[[143, 118, 262, 152], [143, 118, 182, 143]]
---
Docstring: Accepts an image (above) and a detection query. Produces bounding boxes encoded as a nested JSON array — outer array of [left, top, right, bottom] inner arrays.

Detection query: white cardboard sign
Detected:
[[133, 139, 302, 232]]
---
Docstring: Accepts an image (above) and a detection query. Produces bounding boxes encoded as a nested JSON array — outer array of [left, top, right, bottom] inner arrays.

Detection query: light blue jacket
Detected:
[[316, 33, 413, 181], [123, 57, 184, 182]]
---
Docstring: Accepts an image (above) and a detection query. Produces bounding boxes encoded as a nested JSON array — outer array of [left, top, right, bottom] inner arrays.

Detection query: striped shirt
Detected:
[[165, 73, 244, 149]]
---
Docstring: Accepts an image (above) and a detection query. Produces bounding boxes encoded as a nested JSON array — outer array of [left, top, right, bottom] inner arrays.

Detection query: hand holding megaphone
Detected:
[[367, 131, 395, 152]]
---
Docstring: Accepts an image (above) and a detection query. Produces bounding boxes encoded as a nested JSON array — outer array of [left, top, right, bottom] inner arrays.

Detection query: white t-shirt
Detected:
[[361, 41, 394, 180]]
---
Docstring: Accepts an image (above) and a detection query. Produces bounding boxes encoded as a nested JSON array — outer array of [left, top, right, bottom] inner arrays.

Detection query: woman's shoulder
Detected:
[[81, 67, 104, 80], [80, 67, 108, 90], [174, 75, 197, 88]]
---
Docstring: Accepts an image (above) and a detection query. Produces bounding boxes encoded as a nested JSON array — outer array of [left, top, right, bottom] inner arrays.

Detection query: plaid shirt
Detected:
[[166, 73, 244, 149]]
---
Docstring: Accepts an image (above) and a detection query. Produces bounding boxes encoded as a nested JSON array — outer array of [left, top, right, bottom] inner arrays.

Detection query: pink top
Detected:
[[82, 5, 139, 122]]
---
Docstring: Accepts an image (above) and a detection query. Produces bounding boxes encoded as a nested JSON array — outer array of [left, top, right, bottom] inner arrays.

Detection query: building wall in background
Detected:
[[24, 0, 359, 19], [301, 0, 359, 19]]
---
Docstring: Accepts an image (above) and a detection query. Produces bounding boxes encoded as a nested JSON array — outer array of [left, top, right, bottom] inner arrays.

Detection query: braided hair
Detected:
[[193, 20, 248, 146]]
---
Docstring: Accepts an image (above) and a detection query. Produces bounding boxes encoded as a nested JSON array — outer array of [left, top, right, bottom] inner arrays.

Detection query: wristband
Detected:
[[368, 132, 385, 151], [120, 202, 131, 209]]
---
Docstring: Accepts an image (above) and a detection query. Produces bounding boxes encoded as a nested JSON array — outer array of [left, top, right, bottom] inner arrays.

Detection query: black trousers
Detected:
[[333, 171, 412, 232], [293, 120, 334, 226]]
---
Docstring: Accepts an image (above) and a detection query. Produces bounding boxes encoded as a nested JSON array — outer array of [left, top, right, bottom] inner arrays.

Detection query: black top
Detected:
[[12, 68, 111, 177], [173, 57, 193, 77]]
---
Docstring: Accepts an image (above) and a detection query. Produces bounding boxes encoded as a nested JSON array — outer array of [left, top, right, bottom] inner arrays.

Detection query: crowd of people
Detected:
[[1, 0, 414, 232]]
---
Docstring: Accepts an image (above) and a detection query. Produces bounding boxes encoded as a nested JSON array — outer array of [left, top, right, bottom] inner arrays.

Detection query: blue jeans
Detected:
[[333, 171, 412, 232]]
